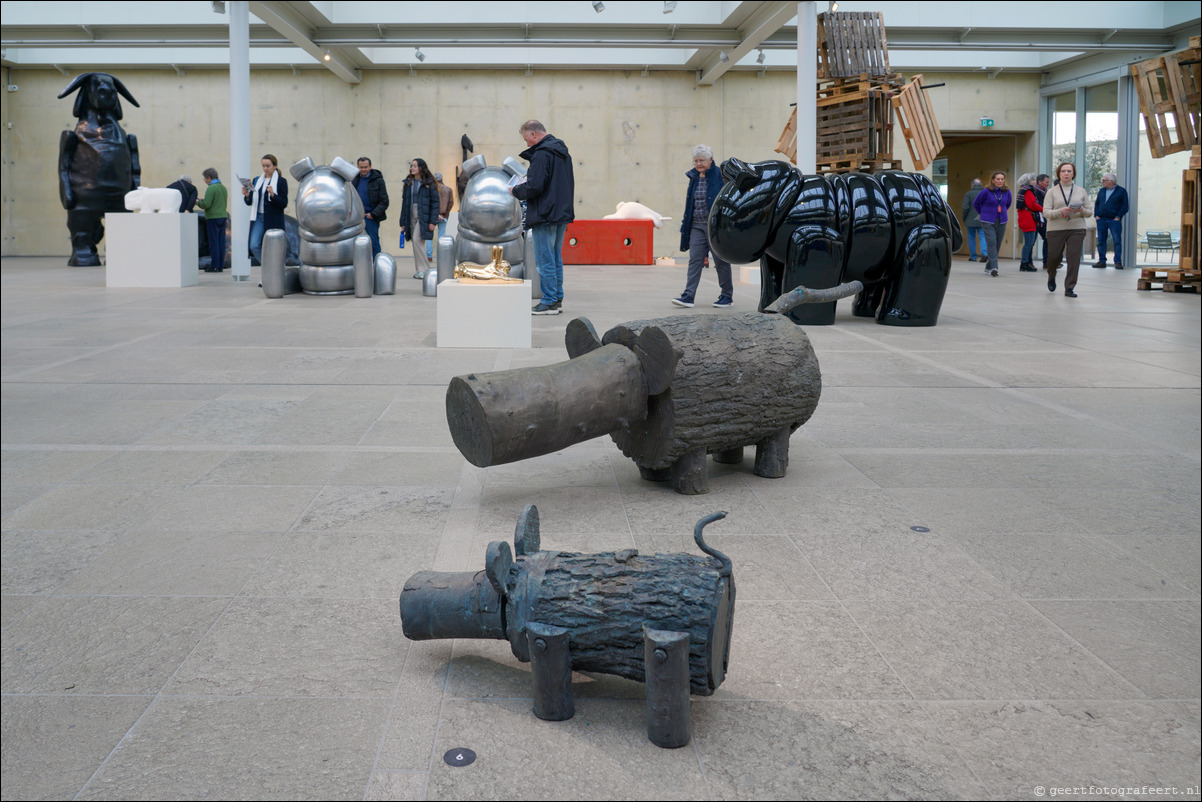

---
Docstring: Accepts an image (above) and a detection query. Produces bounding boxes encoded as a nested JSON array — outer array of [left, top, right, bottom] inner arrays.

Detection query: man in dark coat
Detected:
[[353, 157, 389, 257], [167, 175, 198, 213], [511, 119, 575, 315], [1092, 173, 1129, 269]]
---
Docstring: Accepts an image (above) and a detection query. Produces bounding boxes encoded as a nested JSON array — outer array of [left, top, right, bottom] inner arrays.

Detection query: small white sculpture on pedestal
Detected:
[[124, 187, 183, 213]]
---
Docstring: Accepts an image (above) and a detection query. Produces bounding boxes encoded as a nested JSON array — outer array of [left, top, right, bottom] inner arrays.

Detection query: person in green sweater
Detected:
[[196, 167, 229, 272]]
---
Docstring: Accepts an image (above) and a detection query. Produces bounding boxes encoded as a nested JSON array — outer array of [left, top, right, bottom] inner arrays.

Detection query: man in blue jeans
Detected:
[[1093, 173, 1129, 269], [511, 120, 575, 315]]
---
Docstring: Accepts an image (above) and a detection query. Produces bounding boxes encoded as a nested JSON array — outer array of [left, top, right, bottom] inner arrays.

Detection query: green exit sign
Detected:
[[980, 117, 995, 127]]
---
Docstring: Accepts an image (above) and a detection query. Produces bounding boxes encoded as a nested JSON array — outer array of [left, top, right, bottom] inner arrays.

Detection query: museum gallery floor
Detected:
[[1, 253, 1198, 800]]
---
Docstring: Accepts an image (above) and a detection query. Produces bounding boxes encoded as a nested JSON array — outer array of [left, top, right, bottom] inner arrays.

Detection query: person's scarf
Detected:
[[249, 170, 279, 221]]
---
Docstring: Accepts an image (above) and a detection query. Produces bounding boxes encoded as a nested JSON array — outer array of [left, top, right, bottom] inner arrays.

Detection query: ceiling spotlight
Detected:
[[592, 1, 604, 11], [322, 49, 331, 62], [719, 50, 730, 63], [415, 48, 426, 62], [211, 1, 225, 13], [756, 48, 765, 64], [663, 0, 677, 12], [829, 1, 839, 11]]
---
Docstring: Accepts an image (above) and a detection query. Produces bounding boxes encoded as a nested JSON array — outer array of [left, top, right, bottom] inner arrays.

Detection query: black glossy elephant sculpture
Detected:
[[57, 73, 141, 267], [708, 159, 963, 326]]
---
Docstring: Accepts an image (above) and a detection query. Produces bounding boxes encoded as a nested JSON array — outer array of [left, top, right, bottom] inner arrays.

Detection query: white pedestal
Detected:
[[105, 213, 199, 288], [437, 279, 532, 349]]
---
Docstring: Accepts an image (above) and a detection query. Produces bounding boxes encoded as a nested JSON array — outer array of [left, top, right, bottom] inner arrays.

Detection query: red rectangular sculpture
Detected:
[[562, 219, 654, 265]]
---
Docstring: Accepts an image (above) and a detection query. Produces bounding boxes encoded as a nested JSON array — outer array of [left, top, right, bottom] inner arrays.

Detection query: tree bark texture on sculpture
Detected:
[[400, 505, 735, 747], [708, 158, 964, 326], [444, 285, 863, 494], [58, 73, 141, 266]]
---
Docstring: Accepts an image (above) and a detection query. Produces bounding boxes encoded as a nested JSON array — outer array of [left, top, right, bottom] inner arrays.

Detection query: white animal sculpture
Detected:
[[124, 187, 182, 213], [603, 201, 670, 229]]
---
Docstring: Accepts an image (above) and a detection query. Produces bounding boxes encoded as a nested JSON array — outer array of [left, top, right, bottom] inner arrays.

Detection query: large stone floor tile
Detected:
[[1, 594, 43, 629], [330, 449, 466, 486], [619, 474, 784, 536], [844, 600, 1142, 700], [76, 697, 389, 801], [165, 597, 404, 698], [922, 700, 1201, 800], [478, 484, 630, 535], [241, 530, 439, 598], [714, 600, 912, 701], [1, 447, 117, 484], [1, 694, 151, 801], [53, 529, 283, 596], [64, 448, 230, 485], [0, 529, 126, 594], [364, 772, 426, 801], [1098, 534, 1202, 594], [792, 529, 1015, 601], [840, 452, 999, 489], [694, 700, 984, 800], [291, 485, 454, 533], [374, 641, 451, 771], [1033, 600, 1201, 700], [950, 532, 1196, 600], [140, 484, 319, 532], [196, 449, 349, 485], [424, 698, 709, 800], [1024, 487, 1201, 537], [753, 486, 926, 538], [889, 487, 1089, 536], [1, 595, 229, 694], [3, 483, 182, 532]]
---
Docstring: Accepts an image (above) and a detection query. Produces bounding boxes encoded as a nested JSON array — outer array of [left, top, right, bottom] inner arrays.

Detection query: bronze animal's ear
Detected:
[[111, 75, 140, 108], [57, 73, 93, 100]]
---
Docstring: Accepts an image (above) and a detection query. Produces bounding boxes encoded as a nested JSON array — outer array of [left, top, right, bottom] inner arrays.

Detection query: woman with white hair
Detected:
[[673, 144, 733, 308]]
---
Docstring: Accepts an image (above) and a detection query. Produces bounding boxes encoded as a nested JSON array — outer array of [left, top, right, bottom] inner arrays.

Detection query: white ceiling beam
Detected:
[[248, 0, 361, 83], [696, 0, 795, 85]]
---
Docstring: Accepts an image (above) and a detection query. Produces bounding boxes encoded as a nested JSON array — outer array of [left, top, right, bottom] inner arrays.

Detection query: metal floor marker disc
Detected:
[[444, 748, 476, 767]]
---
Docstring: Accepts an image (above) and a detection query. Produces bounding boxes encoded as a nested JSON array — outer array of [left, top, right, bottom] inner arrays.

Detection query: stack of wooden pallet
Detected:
[[814, 11, 901, 174], [1132, 37, 1200, 282], [774, 11, 943, 174]]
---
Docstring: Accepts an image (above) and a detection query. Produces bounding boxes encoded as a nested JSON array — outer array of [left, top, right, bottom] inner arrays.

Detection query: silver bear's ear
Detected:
[[290, 157, 316, 182], [502, 157, 527, 178], [331, 156, 358, 181], [462, 154, 486, 178]]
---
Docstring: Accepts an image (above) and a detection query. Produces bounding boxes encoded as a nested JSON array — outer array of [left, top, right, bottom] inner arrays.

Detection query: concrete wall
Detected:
[[2, 67, 807, 258]]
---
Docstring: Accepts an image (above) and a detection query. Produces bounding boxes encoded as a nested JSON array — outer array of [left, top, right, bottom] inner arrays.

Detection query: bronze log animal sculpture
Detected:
[[400, 505, 735, 748], [57, 73, 141, 266], [445, 282, 860, 494]]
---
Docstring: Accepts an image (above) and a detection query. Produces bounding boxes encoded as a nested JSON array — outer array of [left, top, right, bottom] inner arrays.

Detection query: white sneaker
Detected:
[[671, 297, 695, 308]]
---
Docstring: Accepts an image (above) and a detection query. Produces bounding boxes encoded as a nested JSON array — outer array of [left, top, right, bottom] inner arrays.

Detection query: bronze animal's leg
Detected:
[[645, 629, 692, 748], [670, 447, 709, 495], [712, 447, 743, 465], [528, 622, 574, 722], [753, 427, 791, 478]]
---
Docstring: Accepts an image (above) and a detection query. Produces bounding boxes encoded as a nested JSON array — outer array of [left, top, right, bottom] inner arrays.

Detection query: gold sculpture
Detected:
[[454, 245, 523, 283]]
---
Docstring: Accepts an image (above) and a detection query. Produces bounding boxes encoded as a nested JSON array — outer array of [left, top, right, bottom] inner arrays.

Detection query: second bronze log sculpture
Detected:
[[445, 283, 863, 494], [400, 505, 735, 748]]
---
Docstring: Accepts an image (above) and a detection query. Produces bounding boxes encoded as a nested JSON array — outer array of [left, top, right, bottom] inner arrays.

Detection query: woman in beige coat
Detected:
[[1042, 162, 1093, 298]]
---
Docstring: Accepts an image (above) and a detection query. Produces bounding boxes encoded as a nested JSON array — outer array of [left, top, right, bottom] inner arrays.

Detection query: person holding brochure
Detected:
[[1042, 162, 1093, 298], [242, 154, 288, 266]]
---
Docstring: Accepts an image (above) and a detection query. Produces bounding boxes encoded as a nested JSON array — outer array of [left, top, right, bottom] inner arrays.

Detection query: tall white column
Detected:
[[797, 2, 817, 174], [229, 1, 251, 281]]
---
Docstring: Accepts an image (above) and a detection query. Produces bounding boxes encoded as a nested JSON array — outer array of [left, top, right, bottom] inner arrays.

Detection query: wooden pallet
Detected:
[[817, 11, 891, 80], [815, 157, 902, 175], [1131, 37, 1200, 159], [891, 74, 944, 172], [816, 87, 895, 164], [1182, 168, 1200, 271], [1138, 267, 1201, 292], [774, 107, 798, 164]]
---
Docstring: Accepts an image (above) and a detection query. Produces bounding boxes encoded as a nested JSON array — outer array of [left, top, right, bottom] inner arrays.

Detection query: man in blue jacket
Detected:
[[673, 144, 733, 308], [512, 120, 575, 315], [1093, 173, 1129, 269]]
